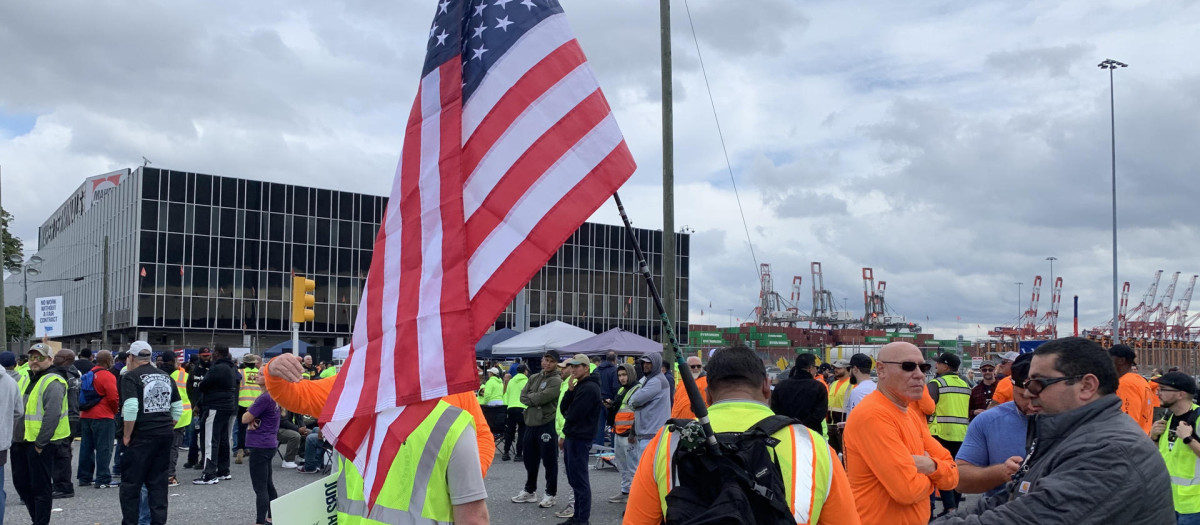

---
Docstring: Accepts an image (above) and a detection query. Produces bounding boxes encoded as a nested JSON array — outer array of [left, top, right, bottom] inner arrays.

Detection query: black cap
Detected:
[[1010, 353, 1033, 386], [935, 353, 961, 370], [848, 353, 873, 372], [1154, 372, 1197, 395], [1109, 344, 1137, 365], [543, 349, 560, 362]]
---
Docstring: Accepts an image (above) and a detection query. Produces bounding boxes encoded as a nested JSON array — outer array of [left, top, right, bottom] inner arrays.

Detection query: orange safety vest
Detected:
[[614, 384, 641, 436]]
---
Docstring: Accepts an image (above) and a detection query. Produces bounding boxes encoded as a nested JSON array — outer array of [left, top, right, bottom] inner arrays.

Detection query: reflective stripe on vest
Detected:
[[614, 384, 642, 435], [238, 367, 262, 407], [172, 370, 192, 429], [828, 378, 851, 412], [337, 402, 472, 524], [1159, 404, 1200, 513], [651, 416, 833, 524], [929, 375, 971, 441], [24, 373, 70, 442]]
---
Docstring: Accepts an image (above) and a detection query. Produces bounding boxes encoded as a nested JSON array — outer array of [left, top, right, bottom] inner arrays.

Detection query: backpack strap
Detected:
[[746, 414, 801, 440]]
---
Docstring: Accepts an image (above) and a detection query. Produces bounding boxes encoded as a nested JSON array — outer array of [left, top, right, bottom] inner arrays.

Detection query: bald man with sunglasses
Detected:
[[844, 342, 958, 525]]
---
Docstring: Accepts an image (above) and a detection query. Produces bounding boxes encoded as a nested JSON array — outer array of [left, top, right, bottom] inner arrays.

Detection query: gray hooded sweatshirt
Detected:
[[626, 352, 671, 440]]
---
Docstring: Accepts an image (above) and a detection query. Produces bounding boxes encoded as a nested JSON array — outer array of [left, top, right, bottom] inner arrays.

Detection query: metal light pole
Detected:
[[1015, 281, 1024, 341], [21, 256, 43, 349], [1099, 58, 1127, 343], [1046, 256, 1057, 286]]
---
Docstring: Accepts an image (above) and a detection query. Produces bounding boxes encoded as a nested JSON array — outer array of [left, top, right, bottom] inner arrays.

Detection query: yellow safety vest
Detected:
[[238, 367, 263, 407], [929, 374, 971, 442], [828, 378, 851, 412], [17, 370, 30, 393], [1158, 404, 1200, 514], [337, 401, 476, 524], [24, 373, 70, 442], [650, 401, 834, 524], [503, 374, 528, 410], [171, 369, 193, 429]]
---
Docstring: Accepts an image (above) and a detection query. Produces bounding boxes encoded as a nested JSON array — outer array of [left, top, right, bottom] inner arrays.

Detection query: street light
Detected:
[[1099, 58, 1127, 343], [1046, 256, 1057, 287], [1015, 281, 1024, 341], [19, 255, 44, 349]]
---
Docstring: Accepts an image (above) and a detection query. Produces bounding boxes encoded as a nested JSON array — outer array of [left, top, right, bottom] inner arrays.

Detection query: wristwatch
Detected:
[[1184, 436, 1194, 445]]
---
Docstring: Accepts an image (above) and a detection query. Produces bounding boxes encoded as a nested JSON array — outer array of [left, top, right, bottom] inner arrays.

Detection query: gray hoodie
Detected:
[[932, 395, 1173, 525], [0, 371, 22, 458], [626, 352, 671, 440]]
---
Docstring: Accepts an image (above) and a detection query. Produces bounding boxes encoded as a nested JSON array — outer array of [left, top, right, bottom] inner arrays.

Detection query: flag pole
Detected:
[[613, 192, 718, 453]]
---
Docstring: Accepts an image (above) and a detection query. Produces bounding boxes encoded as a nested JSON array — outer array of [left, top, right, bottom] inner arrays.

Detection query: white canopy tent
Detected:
[[490, 321, 596, 356]]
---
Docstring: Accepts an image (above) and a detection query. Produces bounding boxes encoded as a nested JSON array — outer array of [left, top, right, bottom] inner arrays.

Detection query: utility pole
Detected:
[[1098, 58, 1127, 344], [660, 0, 677, 367], [0, 166, 6, 350], [101, 235, 110, 348]]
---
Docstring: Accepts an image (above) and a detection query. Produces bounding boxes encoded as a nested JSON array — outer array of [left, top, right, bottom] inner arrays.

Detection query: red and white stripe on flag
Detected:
[[320, 0, 635, 508]]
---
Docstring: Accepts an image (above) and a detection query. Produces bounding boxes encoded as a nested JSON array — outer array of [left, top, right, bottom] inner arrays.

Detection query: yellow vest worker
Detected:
[[927, 355, 970, 443], [24, 372, 71, 442], [239, 366, 263, 407], [1152, 372, 1200, 516], [13, 343, 70, 525], [172, 369, 193, 429], [338, 400, 489, 524]]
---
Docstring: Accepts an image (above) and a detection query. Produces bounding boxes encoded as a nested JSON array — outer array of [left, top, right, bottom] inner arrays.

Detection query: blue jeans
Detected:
[[613, 433, 637, 494], [139, 485, 150, 525], [304, 432, 323, 471], [563, 438, 592, 524], [1178, 512, 1200, 525], [78, 418, 116, 485]]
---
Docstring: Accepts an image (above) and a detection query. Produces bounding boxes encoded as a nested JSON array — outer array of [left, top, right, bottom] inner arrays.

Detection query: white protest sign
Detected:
[[34, 296, 64, 337], [271, 467, 339, 525]]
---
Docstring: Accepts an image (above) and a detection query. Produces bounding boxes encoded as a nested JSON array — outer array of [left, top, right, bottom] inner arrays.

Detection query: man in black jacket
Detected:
[[558, 353, 602, 525], [194, 346, 238, 485], [592, 352, 619, 446], [119, 341, 182, 525], [769, 353, 827, 433], [184, 348, 211, 470]]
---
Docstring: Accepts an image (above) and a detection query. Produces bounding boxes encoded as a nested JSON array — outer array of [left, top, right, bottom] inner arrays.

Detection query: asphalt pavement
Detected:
[[2, 439, 629, 525]]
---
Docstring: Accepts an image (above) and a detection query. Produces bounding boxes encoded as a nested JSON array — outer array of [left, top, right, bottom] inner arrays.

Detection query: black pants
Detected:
[[12, 442, 54, 525], [522, 422, 557, 496], [52, 433, 75, 495], [203, 408, 234, 477], [236, 405, 249, 452], [120, 433, 173, 525], [826, 412, 846, 454], [482, 405, 507, 439], [563, 438, 592, 523], [249, 447, 279, 524], [504, 407, 525, 456], [168, 427, 185, 478], [188, 405, 206, 465], [933, 437, 963, 512]]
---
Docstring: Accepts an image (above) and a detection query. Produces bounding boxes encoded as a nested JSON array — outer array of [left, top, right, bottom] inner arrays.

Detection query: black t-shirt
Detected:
[[120, 364, 181, 439]]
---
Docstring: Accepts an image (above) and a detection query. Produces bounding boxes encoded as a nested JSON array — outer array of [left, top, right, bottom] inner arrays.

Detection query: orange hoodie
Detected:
[[261, 361, 494, 476], [843, 390, 958, 525], [1116, 371, 1153, 434], [670, 375, 709, 419]]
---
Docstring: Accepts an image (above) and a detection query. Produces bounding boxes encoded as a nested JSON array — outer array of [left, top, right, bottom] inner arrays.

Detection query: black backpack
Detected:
[[663, 415, 799, 525]]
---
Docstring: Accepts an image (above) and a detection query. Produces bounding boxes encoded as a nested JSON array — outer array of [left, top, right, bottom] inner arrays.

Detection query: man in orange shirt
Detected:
[[1109, 344, 1153, 434], [986, 352, 1019, 408], [671, 356, 709, 419], [843, 342, 958, 525], [260, 352, 494, 476], [624, 346, 859, 525]]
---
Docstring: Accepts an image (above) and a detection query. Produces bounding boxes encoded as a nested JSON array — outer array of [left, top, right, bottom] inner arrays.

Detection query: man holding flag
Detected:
[[265, 0, 635, 521]]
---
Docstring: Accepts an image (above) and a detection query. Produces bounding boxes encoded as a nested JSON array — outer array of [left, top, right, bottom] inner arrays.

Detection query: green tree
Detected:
[[5, 305, 32, 344], [1, 206, 23, 272]]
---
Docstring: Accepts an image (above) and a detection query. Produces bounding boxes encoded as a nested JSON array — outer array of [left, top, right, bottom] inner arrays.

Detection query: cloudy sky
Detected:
[[2, 0, 1198, 340]]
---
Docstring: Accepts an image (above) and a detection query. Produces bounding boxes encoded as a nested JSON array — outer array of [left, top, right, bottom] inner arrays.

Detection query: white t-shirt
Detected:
[[845, 378, 877, 415]]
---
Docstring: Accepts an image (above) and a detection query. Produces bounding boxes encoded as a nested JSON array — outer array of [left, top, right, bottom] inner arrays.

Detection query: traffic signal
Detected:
[[291, 276, 316, 323]]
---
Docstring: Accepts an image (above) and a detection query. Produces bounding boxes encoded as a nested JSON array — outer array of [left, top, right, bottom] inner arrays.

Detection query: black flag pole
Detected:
[[612, 192, 719, 454]]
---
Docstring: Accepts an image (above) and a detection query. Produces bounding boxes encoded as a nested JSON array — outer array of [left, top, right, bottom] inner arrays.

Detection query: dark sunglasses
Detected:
[[878, 360, 931, 373], [689, 364, 703, 370], [1023, 375, 1082, 395]]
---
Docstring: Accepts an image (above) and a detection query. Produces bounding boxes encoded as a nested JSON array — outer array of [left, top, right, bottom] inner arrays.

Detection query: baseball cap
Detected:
[[935, 353, 961, 369], [638, 355, 654, 363], [1154, 371, 1198, 395], [998, 351, 1020, 362], [543, 349, 560, 362], [565, 353, 589, 366], [0, 352, 15, 368], [848, 353, 873, 371], [129, 341, 153, 358], [1108, 344, 1137, 365], [28, 343, 53, 356], [978, 360, 997, 369], [487, 367, 501, 375], [1009, 353, 1033, 386], [831, 359, 851, 368], [199, 347, 212, 356]]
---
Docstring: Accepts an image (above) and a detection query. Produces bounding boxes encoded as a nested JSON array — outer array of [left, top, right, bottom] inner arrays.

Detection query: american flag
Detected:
[[320, 0, 635, 507]]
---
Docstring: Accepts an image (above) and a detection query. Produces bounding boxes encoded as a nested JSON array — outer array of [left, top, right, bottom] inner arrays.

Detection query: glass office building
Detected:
[[7, 167, 688, 351]]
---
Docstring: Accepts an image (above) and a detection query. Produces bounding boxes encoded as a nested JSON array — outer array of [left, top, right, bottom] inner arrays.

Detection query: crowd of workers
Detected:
[[1, 334, 1196, 524]]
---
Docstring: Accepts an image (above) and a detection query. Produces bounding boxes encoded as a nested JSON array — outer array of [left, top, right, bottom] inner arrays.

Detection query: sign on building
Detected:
[[34, 296, 64, 337]]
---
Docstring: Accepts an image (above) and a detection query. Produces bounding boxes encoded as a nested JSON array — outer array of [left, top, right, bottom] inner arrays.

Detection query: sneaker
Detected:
[[168, 476, 179, 487], [501, 453, 511, 461], [514, 455, 523, 461], [177, 446, 189, 451], [192, 476, 219, 485], [297, 466, 320, 474], [280, 461, 298, 469], [51, 491, 74, 499], [94, 483, 113, 489], [607, 492, 628, 503], [78, 480, 92, 487], [190, 463, 204, 470], [538, 495, 557, 508], [182, 462, 195, 469], [235, 449, 245, 464], [511, 490, 538, 503], [554, 504, 574, 519], [218, 473, 233, 481]]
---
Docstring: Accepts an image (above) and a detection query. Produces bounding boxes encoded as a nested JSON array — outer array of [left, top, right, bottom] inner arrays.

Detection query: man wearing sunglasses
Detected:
[[1150, 372, 1200, 523], [932, 337, 1171, 525], [844, 342, 957, 525], [671, 356, 709, 419]]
